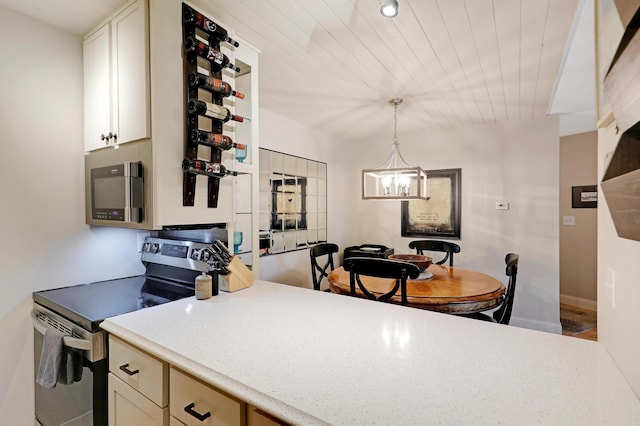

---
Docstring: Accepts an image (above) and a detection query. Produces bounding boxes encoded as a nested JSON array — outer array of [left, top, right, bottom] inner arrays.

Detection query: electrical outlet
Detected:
[[562, 216, 575, 226], [496, 202, 509, 210], [136, 231, 150, 252]]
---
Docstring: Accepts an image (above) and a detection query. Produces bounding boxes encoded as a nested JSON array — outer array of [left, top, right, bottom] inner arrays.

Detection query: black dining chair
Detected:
[[309, 243, 339, 291], [462, 253, 519, 325], [408, 240, 461, 266], [343, 257, 422, 305]]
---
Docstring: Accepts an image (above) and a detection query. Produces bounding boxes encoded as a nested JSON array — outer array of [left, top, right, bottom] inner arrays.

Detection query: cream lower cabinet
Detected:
[[108, 335, 289, 426], [108, 336, 169, 425]]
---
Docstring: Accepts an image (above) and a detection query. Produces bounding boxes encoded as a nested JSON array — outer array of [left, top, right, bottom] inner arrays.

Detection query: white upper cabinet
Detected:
[[84, 0, 150, 152], [83, 25, 111, 151]]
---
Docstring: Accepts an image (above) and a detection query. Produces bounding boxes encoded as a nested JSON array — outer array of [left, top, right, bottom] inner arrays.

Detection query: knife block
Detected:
[[220, 256, 255, 292]]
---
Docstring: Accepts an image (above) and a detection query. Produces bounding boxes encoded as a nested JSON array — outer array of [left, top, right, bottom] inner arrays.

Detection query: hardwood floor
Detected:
[[560, 304, 597, 341]]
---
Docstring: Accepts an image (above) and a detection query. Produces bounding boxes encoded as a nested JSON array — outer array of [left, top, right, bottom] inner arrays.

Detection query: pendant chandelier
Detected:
[[362, 98, 429, 200]]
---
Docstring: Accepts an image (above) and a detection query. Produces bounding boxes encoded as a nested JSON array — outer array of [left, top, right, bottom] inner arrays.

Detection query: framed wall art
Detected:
[[401, 168, 461, 239]]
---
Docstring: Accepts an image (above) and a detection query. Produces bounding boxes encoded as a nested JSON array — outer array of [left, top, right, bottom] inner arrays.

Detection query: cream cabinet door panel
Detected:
[[83, 24, 111, 152], [111, 0, 150, 145], [170, 416, 187, 426], [108, 373, 168, 426]]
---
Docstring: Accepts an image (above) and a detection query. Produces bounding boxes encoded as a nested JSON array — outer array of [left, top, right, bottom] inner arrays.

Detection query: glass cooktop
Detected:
[[33, 276, 195, 332]]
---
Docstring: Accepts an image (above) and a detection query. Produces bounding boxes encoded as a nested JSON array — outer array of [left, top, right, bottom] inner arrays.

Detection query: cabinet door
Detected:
[[83, 24, 111, 152], [111, 0, 150, 145], [108, 373, 168, 426]]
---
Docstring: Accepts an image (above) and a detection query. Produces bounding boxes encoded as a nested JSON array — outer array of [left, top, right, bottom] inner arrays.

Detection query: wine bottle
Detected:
[[190, 129, 246, 151], [185, 37, 240, 72], [182, 158, 238, 178], [183, 8, 240, 47], [188, 99, 244, 123], [188, 73, 245, 99]]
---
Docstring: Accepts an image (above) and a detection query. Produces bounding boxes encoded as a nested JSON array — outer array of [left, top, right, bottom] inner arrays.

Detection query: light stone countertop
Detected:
[[100, 280, 640, 425]]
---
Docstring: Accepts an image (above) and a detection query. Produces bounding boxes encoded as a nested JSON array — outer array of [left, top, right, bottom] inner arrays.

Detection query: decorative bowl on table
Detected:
[[388, 254, 433, 272]]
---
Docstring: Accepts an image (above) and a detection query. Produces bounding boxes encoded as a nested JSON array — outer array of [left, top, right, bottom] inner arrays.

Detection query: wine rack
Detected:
[[181, 3, 239, 207]]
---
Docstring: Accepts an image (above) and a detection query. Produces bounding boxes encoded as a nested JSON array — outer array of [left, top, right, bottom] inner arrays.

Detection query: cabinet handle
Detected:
[[101, 133, 109, 144], [118, 363, 139, 376], [112, 132, 118, 143], [184, 402, 211, 421]]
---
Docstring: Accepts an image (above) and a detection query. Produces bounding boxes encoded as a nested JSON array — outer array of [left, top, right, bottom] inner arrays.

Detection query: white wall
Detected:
[[597, 121, 640, 397], [559, 131, 598, 310], [350, 116, 562, 332], [0, 7, 144, 425], [258, 108, 357, 289]]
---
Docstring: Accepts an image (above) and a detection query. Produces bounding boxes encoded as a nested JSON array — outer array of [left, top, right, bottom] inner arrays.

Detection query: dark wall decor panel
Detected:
[[603, 3, 640, 134], [614, 0, 640, 29], [601, 122, 640, 241]]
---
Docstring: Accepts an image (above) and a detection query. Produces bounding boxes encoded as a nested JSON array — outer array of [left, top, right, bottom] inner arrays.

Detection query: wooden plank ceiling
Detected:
[[0, 0, 580, 141], [210, 0, 579, 141]]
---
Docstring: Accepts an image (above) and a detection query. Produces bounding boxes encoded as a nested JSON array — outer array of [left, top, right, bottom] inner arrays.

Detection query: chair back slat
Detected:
[[310, 243, 339, 291], [343, 257, 421, 305], [493, 253, 519, 324], [408, 240, 461, 266]]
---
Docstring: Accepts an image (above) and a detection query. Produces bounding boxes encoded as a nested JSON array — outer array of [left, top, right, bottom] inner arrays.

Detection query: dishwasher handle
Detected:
[[31, 310, 92, 351]]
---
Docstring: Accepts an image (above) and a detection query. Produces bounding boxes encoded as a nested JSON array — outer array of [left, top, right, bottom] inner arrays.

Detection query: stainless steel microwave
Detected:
[[85, 139, 153, 229]]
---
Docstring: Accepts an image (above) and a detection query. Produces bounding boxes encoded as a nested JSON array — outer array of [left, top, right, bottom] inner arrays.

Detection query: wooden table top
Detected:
[[328, 264, 505, 314]]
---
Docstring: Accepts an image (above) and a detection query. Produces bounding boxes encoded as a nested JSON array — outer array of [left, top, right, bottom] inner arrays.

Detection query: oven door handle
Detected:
[[31, 311, 92, 351]]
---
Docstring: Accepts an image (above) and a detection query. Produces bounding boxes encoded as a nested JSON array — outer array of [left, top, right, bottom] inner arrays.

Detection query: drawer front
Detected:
[[248, 405, 290, 426], [109, 373, 168, 426], [170, 367, 245, 426], [109, 335, 168, 407]]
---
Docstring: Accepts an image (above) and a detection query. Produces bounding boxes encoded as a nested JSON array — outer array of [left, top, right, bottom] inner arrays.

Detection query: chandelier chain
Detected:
[[393, 101, 398, 144]]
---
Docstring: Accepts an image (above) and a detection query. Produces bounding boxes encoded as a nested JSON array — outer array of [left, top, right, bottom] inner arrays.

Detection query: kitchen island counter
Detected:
[[101, 280, 640, 425]]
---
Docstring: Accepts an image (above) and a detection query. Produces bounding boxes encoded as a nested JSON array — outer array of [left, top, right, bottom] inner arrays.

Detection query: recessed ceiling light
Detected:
[[380, 0, 398, 18]]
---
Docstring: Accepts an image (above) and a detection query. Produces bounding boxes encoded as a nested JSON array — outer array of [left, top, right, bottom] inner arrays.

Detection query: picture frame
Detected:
[[401, 168, 461, 239], [572, 185, 598, 208]]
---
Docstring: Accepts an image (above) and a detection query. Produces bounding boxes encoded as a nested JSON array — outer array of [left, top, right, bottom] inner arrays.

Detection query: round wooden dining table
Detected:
[[328, 264, 505, 314]]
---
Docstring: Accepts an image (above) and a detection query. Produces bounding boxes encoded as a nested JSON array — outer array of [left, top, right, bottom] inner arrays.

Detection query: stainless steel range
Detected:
[[32, 234, 223, 426]]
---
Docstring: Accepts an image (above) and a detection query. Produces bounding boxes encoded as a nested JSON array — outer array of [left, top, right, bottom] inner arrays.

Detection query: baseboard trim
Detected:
[[510, 316, 563, 334], [560, 294, 597, 312]]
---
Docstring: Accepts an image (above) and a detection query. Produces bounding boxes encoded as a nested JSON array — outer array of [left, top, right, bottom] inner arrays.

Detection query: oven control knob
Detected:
[[142, 242, 151, 252], [150, 243, 160, 253], [191, 249, 201, 260]]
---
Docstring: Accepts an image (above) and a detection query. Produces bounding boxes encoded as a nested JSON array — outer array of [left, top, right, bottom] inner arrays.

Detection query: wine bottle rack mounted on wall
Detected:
[[181, 3, 236, 208]]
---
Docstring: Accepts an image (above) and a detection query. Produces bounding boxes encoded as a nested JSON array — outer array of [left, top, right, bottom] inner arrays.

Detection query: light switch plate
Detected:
[[563, 216, 575, 226], [606, 267, 616, 309]]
